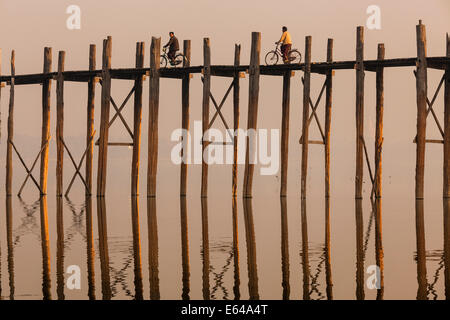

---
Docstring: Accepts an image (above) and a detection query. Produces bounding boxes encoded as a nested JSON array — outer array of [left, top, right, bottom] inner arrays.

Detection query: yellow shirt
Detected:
[[279, 31, 292, 45]]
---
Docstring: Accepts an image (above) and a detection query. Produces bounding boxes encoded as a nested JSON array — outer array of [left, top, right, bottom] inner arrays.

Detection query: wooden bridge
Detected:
[[0, 20, 449, 201]]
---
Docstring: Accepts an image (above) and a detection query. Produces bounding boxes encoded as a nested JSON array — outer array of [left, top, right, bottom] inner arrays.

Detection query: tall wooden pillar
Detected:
[[375, 44, 385, 199], [280, 71, 290, 197], [131, 42, 145, 196], [355, 27, 365, 199], [201, 38, 211, 198], [324, 39, 333, 198], [86, 44, 96, 196], [180, 40, 191, 196], [415, 21, 428, 200], [56, 51, 66, 197], [97, 37, 112, 197], [40, 47, 52, 195], [232, 44, 241, 197], [243, 32, 261, 198], [444, 34, 450, 198], [6, 51, 15, 196], [147, 37, 161, 197]]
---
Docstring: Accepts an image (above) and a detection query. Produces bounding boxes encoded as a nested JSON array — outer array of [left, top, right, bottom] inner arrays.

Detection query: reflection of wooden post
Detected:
[[85, 196, 96, 300], [0, 48, 2, 141], [355, 27, 365, 199], [231, 196, 240, 299], [6, 51, 15, 196], [243, 198, 259, 299], [243, 32, 261, 198], [97, 197, 111, 299], [300, 36, 312, 199], [97, 37, 112, 197], [201, 38, 211, 198], [131, 197, 143, 300], [375, 44, 385, 199], [180, 196, 190, 300], [324, 39, 333, 198], [232, 44, 241, 197], [56, 51, 66, 197], [147, 197, 160, 300], [280, 71, 290, 197], [132, 42, 145, 196], [201, 197, 210, 299], [86, 45, 96, 196], [300, 197, 310, 300], [443, 198, 450, 299], [56, 197, 65, 299], [374, 198, 384, 300], [444, 34, 450, 198], [415, 22, 427, 200], [40, 196, 51, 300], [280, 197, 290, 300], [355, 199, 365, 300], [148, 37, 161, 197], [180, 40, 191, 196], [6, 196, 15, 299], [40, 47, 52, 195], [324, 197, 333, 300], [415, 199, 427, 300]]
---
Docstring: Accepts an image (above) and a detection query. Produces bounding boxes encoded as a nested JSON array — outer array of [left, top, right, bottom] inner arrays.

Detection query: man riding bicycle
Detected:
[[163, 31, 179, 64], [276, 26, 292, 63]]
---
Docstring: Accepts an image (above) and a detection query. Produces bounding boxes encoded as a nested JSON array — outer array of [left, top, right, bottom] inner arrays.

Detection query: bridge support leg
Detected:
[[375, 44, 385, 199], [40, 47, 52, 195], [444, 34, 450, 198], [56, 51, 66, 197], [201, 38, 211, 198], [180, 40, 191, 196], [6, 51, 14, 196], [280, 70, 290, 197], [325, 39, 333, 198], [355, 27, 365, 199], [232, 44, 241, 197], [86, 45, 96, 196]]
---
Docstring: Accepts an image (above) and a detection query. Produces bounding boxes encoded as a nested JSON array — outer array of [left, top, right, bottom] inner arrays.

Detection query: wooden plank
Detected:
[[243, 32, 261, 198], [180, 40, 191, 196], [86, 44, 96, 196], [444, 33, 450, 198], [147, 37, 161, 197], [201, 38, 211, 198], [97, 37, 112, 197], [132, 42, 145, 196], [56, 51, 66, 197], [300, 36, 312, 199], [415, 22, 428, 199], [325, 39, 333, 198], [40, 47, 52, 195], [375, 44, 385, 199], [280, 70, 290, 197], [232, 44, 241, 197], [6, 50, 15, 196], [355, 27, 365, 199]]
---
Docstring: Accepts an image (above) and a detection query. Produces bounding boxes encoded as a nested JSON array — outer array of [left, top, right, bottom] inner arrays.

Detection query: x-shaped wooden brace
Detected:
[[360, 135, 385, 201], [413, 71, 445, 142], [299, 77, 327, 144], [9, 136, 51, 196], [64, 130, 97, 196], [201, 77, 234, 143], [96, 80, 135, 145]]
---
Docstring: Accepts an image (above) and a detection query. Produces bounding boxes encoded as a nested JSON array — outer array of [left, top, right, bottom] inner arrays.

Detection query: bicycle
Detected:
[[264, 43, 302, 65], [160, 47, 189, 68]]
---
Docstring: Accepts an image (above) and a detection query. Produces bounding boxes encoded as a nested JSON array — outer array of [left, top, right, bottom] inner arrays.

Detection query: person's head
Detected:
[[169, 32, 174, 38], [282, 26, 287, 32]]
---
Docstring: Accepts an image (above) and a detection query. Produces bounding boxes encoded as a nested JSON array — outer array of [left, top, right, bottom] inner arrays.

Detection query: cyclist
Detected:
[[163, 31, 180, 64], [276, 26, 292, 63]]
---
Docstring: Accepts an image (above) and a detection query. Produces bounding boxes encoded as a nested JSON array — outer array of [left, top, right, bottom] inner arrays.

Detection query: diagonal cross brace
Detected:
[[299, 77, 327, 143]]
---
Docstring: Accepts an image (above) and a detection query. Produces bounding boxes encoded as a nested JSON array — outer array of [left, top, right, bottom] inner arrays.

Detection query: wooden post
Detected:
[[374, 198, 384, 300], [443, 198, 450, 299], [324, 39, 333, 198], [415, 22, 427, 200], [147, 197, 160, 299], [6, 51, 15, 196], [6, 196, 15, 299], [415, 199, 427, 299], [280, 197, 290, 300], [231, 196, 240, 299], [355, 199, 365, 300], [131, 196, 144, 300], [132, 42, 145, 196], [97, 196, 111, 299], [300, 197, 310, 300], [201, 197, 210, 299], [444, 34, 450, 198], [201, 38, 211, 198], [375, 44, 385, 199], [180, 40, 191, 196], [232, 44, 241, 197], [324, 197, 333, 300], [97, 37, 112, 197], [280, 71, 290, 197], [40, 47, 52, 195], [56, 197, 65, 299], [243, 198, 259, 299], [355, 27, 365, 199], [180, 196, 190, 300], [148, 37, 161, 197], [85, 195, 96, 300], [86, 45, 96, 196], [56, 51, 66, 197], [300, 36, 312, 199], [39, 196, 51, 300], [243, 32, 261, 198]]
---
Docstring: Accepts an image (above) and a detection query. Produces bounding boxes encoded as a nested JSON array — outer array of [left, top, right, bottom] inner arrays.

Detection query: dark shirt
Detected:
[[165, 36, 179, 51]]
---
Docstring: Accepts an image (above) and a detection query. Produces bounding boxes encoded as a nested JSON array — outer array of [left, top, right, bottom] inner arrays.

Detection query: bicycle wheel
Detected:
[[265, 51, 279, 66], [160, 55, 168, 68], [288, 49, 302, 64], [174, 53, 188, 67]]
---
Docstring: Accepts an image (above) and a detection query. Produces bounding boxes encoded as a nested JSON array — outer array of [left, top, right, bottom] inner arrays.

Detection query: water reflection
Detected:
[[56, 197, 65, 300], [280, 197, 290, 300], [40, 196, 51, 300], [444, 198, 450, 300], [355, 199, 365, 300], [243, 198, 259, 300], [201, 197, 210, 300], [324, 197, 333, 300], [131, 196, 143, 300], [180, 196, 190, 300], [415, 199, 427, 300], [300, 198, 309, 300], [97, 197, 111, 300], [85, 196, 96, 300], [232, 197, 240, 300], [147, 197, 160, 299], [374, 198, 384, 300], [6, 196, 14, 300]]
